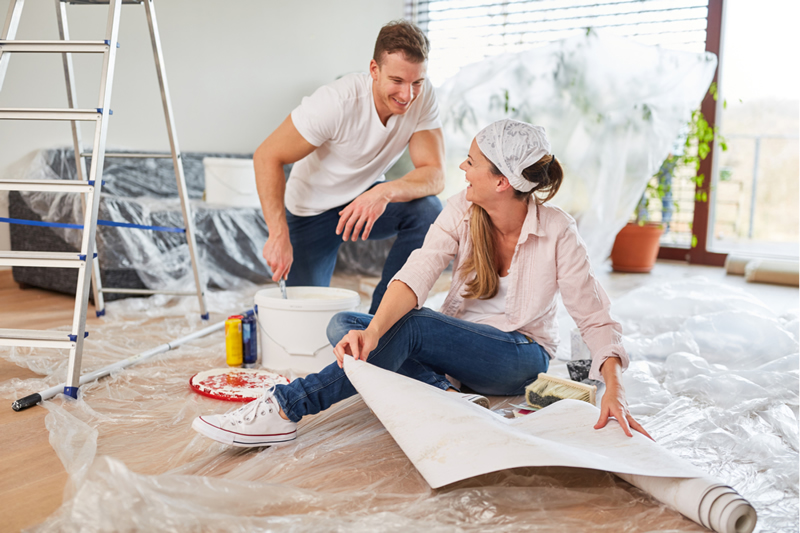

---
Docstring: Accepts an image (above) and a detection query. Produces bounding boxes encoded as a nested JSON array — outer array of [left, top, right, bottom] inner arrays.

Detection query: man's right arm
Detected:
[[254, 115, 317, 281]]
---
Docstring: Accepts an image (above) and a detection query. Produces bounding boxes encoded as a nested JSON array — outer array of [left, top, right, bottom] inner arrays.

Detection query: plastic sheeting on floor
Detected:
[[436, 31, 718, 264], [0, 277, 796, 532]]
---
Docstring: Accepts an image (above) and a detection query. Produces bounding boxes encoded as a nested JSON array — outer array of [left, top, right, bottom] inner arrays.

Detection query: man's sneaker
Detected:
[[192, 388, 297, 447], [456, 392, 490, 409]]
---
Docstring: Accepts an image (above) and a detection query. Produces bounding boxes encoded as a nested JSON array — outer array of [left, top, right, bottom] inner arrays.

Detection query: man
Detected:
[[254, 20, 445, 314]]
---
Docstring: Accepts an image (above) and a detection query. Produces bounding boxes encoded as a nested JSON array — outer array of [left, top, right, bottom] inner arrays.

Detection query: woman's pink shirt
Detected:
[[391, 190, 628, 381]]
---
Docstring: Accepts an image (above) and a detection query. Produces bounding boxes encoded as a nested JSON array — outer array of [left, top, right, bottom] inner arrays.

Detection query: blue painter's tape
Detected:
[[0, 216, 83, 230], [78, 253, 98, 261], [0, 217, 185, 234], [97, 220, 186, 233], [200, 313, 209, 320], [96, 309, 106, 318], [96, 108, 113, 115], [63, 386, 79, 399], [68, 332, 89, 342]]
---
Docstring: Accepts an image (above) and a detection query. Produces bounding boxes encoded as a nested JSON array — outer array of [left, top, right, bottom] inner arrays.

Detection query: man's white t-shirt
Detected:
[[287, 72, 442, 216]]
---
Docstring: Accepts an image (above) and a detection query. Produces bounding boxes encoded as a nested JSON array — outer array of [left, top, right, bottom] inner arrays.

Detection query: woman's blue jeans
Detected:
[[271, 308, 550, 423]]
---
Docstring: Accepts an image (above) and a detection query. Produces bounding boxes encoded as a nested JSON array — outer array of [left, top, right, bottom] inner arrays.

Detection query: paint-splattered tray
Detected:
[[189, 368, 290, 402]]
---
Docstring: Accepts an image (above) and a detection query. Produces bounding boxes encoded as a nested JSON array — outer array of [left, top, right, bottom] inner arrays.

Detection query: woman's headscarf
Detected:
[[475, 119, 552, 193]]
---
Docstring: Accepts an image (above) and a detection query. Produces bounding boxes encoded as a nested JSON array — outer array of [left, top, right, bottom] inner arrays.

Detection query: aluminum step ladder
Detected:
[[0, 0, 208, 401]]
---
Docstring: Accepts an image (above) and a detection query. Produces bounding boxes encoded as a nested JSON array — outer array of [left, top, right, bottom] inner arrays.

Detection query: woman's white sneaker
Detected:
[[192, 389, 297, 447]]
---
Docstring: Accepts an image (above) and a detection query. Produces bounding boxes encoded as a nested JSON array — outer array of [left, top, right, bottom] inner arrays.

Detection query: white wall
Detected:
[[0, 0, 405, 257]]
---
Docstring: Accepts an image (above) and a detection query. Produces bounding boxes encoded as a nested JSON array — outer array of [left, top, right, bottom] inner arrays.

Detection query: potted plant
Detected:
[[611, 86, 727, 273]]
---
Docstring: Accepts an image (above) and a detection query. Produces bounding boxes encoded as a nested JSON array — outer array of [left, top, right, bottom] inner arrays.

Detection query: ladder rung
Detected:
[[0, 40, 110, 53], [100, 288, 196, 296], [80, 152, 173, 159], [64, 0, 144, 4], [0, 328, 76, 349], [0, 108, 102, 121], [0, 251, 88, 268], [0, 179, 95, 193]]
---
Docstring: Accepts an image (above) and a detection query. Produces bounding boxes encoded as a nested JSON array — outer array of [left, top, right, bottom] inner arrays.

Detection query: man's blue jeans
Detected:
[[285, 193, 442, 314], [271, 308, 550, 423]]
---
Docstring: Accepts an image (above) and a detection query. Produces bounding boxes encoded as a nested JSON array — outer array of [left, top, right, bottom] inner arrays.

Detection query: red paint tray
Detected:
[[189, 368, 290, 402]]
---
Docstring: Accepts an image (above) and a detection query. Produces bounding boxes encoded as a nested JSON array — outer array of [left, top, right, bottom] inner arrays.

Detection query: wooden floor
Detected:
[[0, 270, 104, 533]]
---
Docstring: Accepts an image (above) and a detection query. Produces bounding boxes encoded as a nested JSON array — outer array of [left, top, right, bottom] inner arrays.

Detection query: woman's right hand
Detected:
[[333, 328, 380, 368]]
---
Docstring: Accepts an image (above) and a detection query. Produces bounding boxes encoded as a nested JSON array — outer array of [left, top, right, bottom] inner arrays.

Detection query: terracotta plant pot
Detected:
[[610, 223, 664, 273]]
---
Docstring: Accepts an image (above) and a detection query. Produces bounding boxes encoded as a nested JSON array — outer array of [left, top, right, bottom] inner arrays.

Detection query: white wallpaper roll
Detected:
[[343, 357, 757, 533]]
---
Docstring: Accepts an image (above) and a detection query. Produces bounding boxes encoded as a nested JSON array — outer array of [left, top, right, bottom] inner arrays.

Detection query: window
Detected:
[[407, 0, 744, 265], [709, 0, 799, 259]]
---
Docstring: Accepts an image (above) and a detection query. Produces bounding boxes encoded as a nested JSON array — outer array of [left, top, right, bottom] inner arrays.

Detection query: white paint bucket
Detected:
[[202, 157, 260, 208], [254, 287, 361, 374]]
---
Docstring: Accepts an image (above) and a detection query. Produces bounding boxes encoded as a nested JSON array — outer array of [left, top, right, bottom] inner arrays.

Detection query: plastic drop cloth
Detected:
[[436, 31, 718, 264], [0, 276, 796, 532]]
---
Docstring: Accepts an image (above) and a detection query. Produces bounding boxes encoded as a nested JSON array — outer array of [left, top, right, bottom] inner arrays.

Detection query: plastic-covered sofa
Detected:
[[8, 149, 393, 300]]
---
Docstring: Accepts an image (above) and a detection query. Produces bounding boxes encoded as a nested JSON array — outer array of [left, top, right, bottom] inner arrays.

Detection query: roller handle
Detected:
[[12, 393, 42, 412]]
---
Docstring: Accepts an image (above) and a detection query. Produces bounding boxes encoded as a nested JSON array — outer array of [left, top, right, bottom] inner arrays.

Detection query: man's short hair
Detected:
[[373, 20, 429, 65]]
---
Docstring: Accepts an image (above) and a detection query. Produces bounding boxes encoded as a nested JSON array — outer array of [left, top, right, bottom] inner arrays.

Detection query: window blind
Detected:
[[406, 0, 710, 85]]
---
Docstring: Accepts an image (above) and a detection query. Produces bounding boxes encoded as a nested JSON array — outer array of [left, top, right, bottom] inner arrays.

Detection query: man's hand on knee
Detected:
[[263, 232, 293, 282], [337, 186, 392, 241]]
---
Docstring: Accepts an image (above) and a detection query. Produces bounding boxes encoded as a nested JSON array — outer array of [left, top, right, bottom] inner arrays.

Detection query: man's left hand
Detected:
[[336, 186, 392, 241]]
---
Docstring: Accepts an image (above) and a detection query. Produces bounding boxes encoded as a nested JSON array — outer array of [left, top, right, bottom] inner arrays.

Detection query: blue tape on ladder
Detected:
[[96, 108, 113, 115], [103, 40, 120, 48], [96, 309, 106, 318], [68, 332, 90, 342], [200, 313, 209, 320], [78, 253, 98, 261], [0, 217, 185, 233], [0, 217, 83, 230], [63, 386, 79, 399], [86, 180, 106, 186], [96, 220, 186, 233]]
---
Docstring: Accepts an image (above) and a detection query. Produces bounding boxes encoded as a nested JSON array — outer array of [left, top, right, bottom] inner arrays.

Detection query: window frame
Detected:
[[657, 0, 726, 266]]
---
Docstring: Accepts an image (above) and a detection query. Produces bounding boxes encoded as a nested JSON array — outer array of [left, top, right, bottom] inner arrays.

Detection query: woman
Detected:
[[193, 119, 650, 447]]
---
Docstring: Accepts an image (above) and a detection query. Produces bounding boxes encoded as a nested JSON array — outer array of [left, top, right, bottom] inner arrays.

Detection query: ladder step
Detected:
[[100, 288, 197, 296], [0, 251, 89, 268], [0, 179, 95, 192], [0, 108, 103, 121], [80, 152, 173, 159], [63, 0, 144, 4], [0, 40, 111, 53], [0, 328, 77, 349]]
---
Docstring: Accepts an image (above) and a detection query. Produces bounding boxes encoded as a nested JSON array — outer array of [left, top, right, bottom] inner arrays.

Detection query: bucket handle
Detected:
[[257, 317, 331, 357]]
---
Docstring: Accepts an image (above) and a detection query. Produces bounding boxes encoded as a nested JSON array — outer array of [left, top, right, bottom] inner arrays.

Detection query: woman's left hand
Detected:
[[594, 357, 653, 440]]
